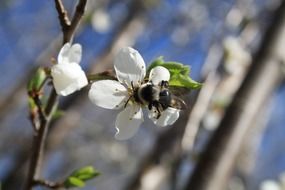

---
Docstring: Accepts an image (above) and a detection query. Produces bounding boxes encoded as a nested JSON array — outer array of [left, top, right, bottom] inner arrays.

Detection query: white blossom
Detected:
[[89, 47, 180, 140], [260, 180, 281, 190], [51, 43, 88, 96]]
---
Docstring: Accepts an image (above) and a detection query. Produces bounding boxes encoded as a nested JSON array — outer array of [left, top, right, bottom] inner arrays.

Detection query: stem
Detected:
[[24, 0, 87, 189], [33, 179, 63, 188], [24, 89, 58, 190], [87, 70, 116, 82], [54, 0, 70, 32], [65, 0, 87, 43]]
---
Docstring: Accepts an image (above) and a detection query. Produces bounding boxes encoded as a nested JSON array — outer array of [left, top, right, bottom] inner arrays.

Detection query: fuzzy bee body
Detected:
[[131, 81, 186, 119]]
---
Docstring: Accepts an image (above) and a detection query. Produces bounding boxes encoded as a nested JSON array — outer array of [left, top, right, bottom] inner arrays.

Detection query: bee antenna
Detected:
[[131, 81, 135, 90]]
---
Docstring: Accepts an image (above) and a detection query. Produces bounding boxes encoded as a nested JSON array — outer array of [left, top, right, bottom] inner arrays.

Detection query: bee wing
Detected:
[[168, 86, 191, 96], [170, 95, 187, 110]]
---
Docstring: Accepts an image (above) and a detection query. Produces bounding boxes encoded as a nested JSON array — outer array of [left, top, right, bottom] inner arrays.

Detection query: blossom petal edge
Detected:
[[114, 47, 146, 87], [88, 80, 128, 109], [115, 104, 143, 140]]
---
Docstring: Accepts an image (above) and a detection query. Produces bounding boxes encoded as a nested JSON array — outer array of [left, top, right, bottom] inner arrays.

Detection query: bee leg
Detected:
[[155, 107, 161, 119], [131, 81, 135, 90], [124, 81, 135, 108], [124, 96, 132, 108], [152, 101, 161, 119], [148, 103, 153, 110]]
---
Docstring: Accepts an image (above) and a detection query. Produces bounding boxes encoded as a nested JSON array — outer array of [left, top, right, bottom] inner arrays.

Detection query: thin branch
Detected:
[[24, 106, 51, 190], [64, 0, 87, 43], [34, 95, 47, 125], [24, 0, 88, 189], [87, 70, 116, 82], [70, 0, 87, 33], [29, 113, 39, 132], [37, 76, 50, 93], [181, 71, 220, 152], [33, 179, 63, 189], [54, 0, 70, 31]]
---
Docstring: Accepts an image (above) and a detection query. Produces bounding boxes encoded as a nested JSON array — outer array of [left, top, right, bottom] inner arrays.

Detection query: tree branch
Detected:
[[24, 113, 51, 190], [184, 1, 285, 190], [54, 0, 70, 32], [33, 178, 63, 188], [24, 0, 88, 189], [64, 0, 87, 43]]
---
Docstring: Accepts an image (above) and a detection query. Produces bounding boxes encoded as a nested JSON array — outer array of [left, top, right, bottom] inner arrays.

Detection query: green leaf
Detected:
[[27, 68, 47, 92], [146, 57, 202, 90], [72, 166, 100, 181], [146, 57, 190, 76], [64, 166, 100, 188], [28, 97, 36, 111], [64, 177, 85, 188], [169, 74, 202, 89]]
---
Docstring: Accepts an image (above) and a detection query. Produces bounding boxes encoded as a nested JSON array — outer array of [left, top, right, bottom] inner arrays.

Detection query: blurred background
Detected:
[[0, 0, 285, 189]]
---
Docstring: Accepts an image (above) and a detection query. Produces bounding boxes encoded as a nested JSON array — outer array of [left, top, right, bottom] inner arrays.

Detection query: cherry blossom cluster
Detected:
[[51, 43, 180, 140]]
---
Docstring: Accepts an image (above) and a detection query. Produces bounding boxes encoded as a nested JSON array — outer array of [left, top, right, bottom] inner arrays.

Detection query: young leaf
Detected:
[[28, 97, 36, 111], [64, 177, 85, 188], [170, 74, 202, 89], [72, 166, 100, 181], [146, 57, 190, 77], [27, 67, 47, 93], [147, 57, 202, 90], [64, 166, 100, 188]]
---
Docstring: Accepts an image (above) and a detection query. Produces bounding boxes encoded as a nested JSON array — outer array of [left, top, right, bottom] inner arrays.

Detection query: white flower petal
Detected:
[[88, 80, 128, 109], [58, 43, 82, 64], [260, 180, 281, 190], [68, 43, 82, 63], [114, 47, 146, 87], [58, 43, 71, 64], [149, 66, 170, 85], [51, 62, 88, 96], [115, 104, 143, 140], [148, 107, 180, 127]]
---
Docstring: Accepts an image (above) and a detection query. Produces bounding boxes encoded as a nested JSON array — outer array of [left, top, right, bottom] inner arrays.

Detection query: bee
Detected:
[[127, 80, 187, 119]]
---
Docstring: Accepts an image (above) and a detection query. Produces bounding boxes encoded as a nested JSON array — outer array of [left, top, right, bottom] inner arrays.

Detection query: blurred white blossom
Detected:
[[223, 36, 251, 74], [260, 180, 281, 190], [91, 9, 111, 33], [260, 173, 285, 190]]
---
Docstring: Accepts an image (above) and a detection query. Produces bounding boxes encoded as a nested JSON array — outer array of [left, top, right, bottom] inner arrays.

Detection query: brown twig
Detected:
[[54, 0, 70, 32], [24, 111, 51, 190], [34, 96, 47, 124], [87, 70, 117, 82], [33, 179, 63, 189], [29, 114, 39, 132], [66, 0, 87, 43], [24, 0, 87, 189]]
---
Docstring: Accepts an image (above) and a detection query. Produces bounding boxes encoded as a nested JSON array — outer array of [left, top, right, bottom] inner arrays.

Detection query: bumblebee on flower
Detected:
[[50, 44, 195, 140], [89, 47, 183, 140]]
